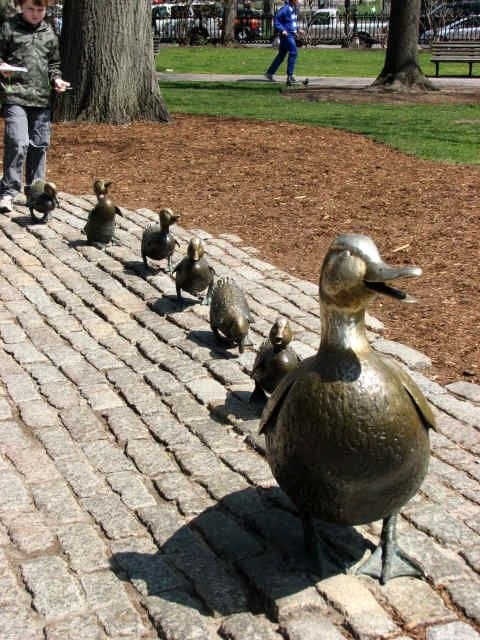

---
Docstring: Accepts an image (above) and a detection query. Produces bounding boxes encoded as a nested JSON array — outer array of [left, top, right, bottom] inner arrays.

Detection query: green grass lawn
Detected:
[[156, 47, 480, 165], [155, 45, 457, 78]]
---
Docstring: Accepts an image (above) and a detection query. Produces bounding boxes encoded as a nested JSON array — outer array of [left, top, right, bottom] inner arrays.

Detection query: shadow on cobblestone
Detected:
[[110, 488, 375, 619], [11, 213, 33, 228]]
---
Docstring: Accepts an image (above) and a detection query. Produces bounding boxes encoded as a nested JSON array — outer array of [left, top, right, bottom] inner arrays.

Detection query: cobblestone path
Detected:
[[0, 194, 478, 640]]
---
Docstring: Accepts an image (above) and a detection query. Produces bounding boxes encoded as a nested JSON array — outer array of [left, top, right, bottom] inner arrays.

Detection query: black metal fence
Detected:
[[152, 14, 392, 47]]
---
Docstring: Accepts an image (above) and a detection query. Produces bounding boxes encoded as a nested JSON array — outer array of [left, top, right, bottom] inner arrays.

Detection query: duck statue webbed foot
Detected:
[[355, 513, 422, 584]]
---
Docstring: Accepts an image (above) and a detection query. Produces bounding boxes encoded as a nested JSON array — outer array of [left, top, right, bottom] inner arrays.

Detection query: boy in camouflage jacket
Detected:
[[0, 0, 69, 212]]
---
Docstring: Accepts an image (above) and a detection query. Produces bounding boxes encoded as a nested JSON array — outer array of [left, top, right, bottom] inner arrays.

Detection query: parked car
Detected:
[[420, 0, 480, 36], [420, 13, 480, 42], [300, 9, 388, 46]]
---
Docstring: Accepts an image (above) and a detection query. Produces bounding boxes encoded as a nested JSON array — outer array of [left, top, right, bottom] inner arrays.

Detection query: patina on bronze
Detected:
[[209, 276, 252, 354], [250, 316, 300, 406], [82, 179, 122, 246], [173, 237, 215, 307], [28, 179, 59, 224], [259, 234, 435, 584], [141, 207, 180, 273]]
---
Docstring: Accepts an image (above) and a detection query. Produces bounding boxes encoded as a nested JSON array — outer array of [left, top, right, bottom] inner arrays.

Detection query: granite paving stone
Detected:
[[34, 426, 80, 460], [40, 380, 81, 409], [145, 592, 217, 640], [57, 522, 110, 573], [280, 611, 347, 640], [220, 612, 282, 639], [239, 552, 326, 621], [0, 396, 12, 419], [104, 405, 152, 441], [59, 404, 109, 441], [55, 456, 108, 498], [81, 382, 126, 411], [0, 615, 43, 640], [82, 493, 146, 539], [153, 471, 215, 515], [126, 437, 178, 476], [31, 480, 88, 526], [7, 445, 61, 484], [0, 198, 478, 639], [0, 470, 33, 512], [17, 399, 61, 429], [316, 574, 399, 638], [426, 621, 480, 640], [192, 506, 264, 561], [3, 372, 41, 403], [106, 470, 158, 509], [44, 614, 107, 640], [168, 545, 249, 615], [443, 576, 480, 623], [379, 576, 456, 628], [21, 555, 85, 619], [82, 439, 136, 474], [83, 582, 148, 637], [112, 549, 190, 596], [5, 510, 57, 554]]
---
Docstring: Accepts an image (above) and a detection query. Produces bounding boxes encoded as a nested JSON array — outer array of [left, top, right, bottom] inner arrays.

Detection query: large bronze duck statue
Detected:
[[172, 236, 215, 307], [82, 180, 122, 246], [28, 179, 59, 224], [250, 317, 300, 406], [209, 276, 252, 354], [141, 208, 180, 273], [259, 234, 435, 584]]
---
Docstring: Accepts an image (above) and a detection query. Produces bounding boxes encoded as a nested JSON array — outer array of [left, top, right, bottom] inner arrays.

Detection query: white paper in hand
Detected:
[[0, 63, 28, 73]]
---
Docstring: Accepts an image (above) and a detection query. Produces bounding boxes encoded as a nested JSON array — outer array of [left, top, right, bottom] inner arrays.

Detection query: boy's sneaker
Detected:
[[286, 75, 299, 86], [264, 72, 275, 82], [0, 195, 13, 213]]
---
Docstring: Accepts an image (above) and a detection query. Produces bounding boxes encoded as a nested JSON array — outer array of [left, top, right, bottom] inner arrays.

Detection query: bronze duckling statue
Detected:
[[209, 276, 252, 354], [82, 179, 122, 247], [250, 317, 300, 406], [28, 179, 59, 223], [259, 234, 435, 584], [172, 236, 215, 307], [141, 207, 180, 273]]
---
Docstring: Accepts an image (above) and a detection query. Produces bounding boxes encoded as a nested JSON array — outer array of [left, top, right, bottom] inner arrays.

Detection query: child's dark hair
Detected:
[[17, 0, 53, 7]]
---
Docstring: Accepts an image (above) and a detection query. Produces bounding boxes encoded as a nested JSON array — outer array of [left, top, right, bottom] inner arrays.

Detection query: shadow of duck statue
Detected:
[[259, 234, 435, 584]]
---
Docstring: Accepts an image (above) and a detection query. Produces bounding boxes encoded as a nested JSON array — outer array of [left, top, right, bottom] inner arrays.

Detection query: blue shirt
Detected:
[[274, 3, 298, 35]]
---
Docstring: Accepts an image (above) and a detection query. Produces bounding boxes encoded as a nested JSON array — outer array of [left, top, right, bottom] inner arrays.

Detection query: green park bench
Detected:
[[430, 41, 480, 77]]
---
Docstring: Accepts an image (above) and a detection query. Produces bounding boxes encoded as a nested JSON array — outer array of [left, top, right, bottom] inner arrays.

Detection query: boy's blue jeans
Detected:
[[266, 33, 298, 77], [0, 104, 51, 198]]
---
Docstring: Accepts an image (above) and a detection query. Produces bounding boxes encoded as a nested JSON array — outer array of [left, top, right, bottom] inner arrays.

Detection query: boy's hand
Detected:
[[54, 78, 71, 93]]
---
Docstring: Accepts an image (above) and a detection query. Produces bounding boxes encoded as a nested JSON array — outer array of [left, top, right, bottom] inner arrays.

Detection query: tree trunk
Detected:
[[222, 0, 236, 45], [54, 0, 170, 124], [373, 0, 436, 90], [0, 0, 15, 22]]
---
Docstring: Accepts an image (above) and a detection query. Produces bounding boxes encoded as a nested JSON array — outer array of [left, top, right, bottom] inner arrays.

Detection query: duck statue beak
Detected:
[[364, 261, 422, 303]]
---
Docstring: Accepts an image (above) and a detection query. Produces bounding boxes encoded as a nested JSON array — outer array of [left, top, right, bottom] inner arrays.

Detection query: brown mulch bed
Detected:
[[19, 101, 479, 386]]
